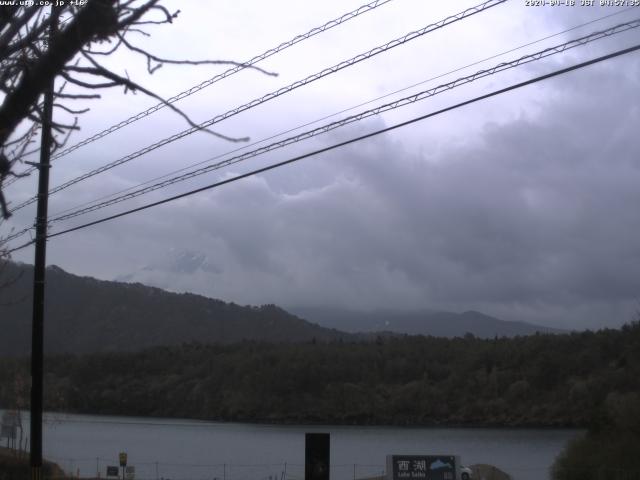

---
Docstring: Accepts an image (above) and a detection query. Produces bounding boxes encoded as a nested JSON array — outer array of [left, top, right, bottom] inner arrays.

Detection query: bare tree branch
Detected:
[[53, 103, 90, 115], [117, 34, 278, 77], [81, 52, 249, 142], [55, 92, 101, 99], [0, 0, 121, 146], [0, 6, 40, 53], [0, 1, 277, 219]]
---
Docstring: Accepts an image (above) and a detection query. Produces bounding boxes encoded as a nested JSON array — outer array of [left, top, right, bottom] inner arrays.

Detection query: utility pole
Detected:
[[30, 6, 57, 480]]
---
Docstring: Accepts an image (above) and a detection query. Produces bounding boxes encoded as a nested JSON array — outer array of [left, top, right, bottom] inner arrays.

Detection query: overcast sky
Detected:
[[3, 0, 640, 329]]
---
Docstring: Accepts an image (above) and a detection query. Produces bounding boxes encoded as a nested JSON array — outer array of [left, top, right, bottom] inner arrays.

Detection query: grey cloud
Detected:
[[165, 58, 640, 326], [9, 13, 640, 331]]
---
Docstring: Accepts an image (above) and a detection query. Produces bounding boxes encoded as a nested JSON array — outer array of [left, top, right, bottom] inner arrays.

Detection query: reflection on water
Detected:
[[5, 411, 580, 480]]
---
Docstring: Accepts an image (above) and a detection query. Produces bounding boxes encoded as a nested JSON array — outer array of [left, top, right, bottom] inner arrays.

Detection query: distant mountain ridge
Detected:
[[113, 248, 224, 295], [0, 261, 560, 357], [0, 262, 347, 356], [116, 248, 561, 339], [288, 306, 563, 338]]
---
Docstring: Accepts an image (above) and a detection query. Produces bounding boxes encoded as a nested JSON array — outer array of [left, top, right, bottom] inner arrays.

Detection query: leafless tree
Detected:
[[0, 0, 272, 220]]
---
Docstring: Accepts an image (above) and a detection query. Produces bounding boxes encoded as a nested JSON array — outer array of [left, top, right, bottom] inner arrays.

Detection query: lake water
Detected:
[[4, 411, 580, 480]]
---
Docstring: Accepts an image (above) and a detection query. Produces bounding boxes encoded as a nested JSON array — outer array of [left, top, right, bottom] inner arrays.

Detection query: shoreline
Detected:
[[2, 407, 586, 431]]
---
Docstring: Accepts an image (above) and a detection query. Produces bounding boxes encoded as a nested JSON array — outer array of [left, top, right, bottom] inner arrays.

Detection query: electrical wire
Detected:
[[5, 42, 636, 255], [7, 0, 506, 214], [46, 7, 637, 221], [4, 0, 397, 184], [5, 5, 634, 209], [45, 19, 640, 224], [3, 14, 636, 248], [0, 226, 33, 245]]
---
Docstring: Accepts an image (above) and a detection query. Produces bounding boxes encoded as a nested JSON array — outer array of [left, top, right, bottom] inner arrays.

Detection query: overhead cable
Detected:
[[4, 15, 636, 247], [5, 0, 397, 184], [0, 226, 33, 246], [5, 6, 633, 192], [8, 0, 506, 214], [3, 42, 634, 255], [46, 19, 640, 224], [47, 8, 637, 221]]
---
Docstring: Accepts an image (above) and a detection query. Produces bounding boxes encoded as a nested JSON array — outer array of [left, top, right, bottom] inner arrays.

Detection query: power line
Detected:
[[3, 42, 632, 254], [2, 13, 635, 248], [4, 0, 397, 185], [4, 237, 34, 254], [5, 6, 634, 197], [0, 226, 33, 245], [7, 0, 506, 214], [44, 19, 640, 224], [46, 8, 637, 222]]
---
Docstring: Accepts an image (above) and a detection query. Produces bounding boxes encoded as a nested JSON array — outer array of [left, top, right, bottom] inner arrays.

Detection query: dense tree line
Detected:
[[1, 323, 639, 427], [551, 390, 640, 479]]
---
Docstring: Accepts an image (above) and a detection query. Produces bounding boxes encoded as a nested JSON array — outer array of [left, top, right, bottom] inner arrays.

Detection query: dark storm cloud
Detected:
[[8, 2, 639, 330], [153, 50, 639, 328], [330, 63, 640, 309]]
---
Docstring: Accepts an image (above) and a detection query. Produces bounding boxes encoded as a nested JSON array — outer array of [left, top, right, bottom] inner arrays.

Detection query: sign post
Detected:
[[119, 452, 128, 480], [305, 433, 330, 480]]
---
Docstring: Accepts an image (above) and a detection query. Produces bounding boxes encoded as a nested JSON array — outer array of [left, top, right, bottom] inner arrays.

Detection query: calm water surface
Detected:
[[7, 411, 580, 480]]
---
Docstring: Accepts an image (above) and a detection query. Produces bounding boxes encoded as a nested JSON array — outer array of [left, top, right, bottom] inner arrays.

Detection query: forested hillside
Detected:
[[0, 262, 347, 356], [1, 323, 638, 427], [0, 263, 560, 358]]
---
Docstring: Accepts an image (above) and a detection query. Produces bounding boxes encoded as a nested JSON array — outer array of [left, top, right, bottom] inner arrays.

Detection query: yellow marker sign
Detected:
[[119, 452, 127, 467]]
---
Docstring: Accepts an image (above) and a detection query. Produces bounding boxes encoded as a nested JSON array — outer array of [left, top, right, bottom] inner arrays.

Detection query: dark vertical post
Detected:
[[305, 433, 330, 480], [30, 7, 56, 480]]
